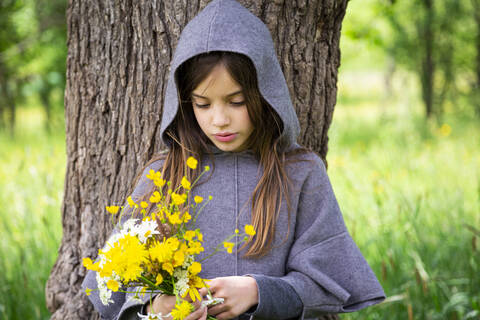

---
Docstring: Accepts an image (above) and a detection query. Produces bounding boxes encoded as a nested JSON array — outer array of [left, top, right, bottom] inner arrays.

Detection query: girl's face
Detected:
[[191, 64, 254, 153]]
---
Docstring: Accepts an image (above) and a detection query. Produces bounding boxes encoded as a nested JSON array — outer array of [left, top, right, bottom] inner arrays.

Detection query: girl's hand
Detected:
[[146, 294, 175, 318], [147, 294, 208, 320], [205, 276, 259, 320]]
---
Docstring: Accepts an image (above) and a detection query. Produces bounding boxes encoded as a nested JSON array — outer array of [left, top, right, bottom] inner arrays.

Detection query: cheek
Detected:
[[240, 109, 254, 132], [193, 109, 206, 128], [193, 111, 212, 137]]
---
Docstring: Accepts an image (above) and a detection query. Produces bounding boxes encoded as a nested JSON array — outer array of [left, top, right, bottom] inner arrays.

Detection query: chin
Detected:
[[216, 144, 240, 152]]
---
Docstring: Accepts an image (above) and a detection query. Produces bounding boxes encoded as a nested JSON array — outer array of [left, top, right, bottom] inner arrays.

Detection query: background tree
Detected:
[[472, 0, 480, 116], [31, 0, 68, 132], [0, 0, 67, 134], [45, 0, 348, 319], [0, 0, 22, 135], [380, 0, 476, 120]]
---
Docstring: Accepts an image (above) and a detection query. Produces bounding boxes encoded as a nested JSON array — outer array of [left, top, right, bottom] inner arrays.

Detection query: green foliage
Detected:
[[0, 0, 67, 133], [342, 0, 480, 118]]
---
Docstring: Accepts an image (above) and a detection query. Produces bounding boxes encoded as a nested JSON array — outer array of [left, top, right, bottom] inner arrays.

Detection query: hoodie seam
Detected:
[[206, 0, 221, 52]]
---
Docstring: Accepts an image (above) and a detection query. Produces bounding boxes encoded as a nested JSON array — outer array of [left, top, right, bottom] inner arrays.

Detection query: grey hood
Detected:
[[159, 0, 300, 150]]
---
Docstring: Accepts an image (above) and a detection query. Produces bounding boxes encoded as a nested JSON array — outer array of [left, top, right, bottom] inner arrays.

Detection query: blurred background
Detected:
[[0, 0, 478, 319]]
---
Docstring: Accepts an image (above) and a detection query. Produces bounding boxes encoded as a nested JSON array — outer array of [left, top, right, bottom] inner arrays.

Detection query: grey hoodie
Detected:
[[82, 0, 386, 319]]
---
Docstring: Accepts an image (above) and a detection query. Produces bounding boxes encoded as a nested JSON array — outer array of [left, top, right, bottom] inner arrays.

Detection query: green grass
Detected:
[[0, 83, 479, 319], [331, 84, 480, 319], [0, 108, 65, 319]]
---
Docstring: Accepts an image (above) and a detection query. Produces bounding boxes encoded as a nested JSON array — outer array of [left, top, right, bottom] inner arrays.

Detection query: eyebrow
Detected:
[[191, 90, 243, 99]]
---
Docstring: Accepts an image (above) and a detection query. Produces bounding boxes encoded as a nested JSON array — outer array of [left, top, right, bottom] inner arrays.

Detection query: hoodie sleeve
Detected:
[[248, 155, 385, 319], [81, 160, 164, 320]]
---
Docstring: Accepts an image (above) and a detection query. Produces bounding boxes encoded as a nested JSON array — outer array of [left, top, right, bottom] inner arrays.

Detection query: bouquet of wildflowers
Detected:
[[82, 157, 255, 320]]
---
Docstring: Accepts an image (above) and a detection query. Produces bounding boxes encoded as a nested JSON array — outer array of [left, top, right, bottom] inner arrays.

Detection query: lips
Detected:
[[214, 133, 237, 142]]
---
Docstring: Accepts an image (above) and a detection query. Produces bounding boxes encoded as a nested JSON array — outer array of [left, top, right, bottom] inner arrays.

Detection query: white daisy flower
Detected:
[[133, 219, 161, 243]]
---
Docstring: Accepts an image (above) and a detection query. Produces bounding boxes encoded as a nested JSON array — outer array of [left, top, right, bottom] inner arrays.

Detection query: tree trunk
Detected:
[[0, 61, 16, 135], [472, 0, 480, 117], [420, 0, 435, 118], [419, 0, 435, 118], [46, 0, 348, 319]]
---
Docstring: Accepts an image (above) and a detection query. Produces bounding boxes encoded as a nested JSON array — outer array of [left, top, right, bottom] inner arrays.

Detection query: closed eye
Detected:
[[194, 101, 245, 108]]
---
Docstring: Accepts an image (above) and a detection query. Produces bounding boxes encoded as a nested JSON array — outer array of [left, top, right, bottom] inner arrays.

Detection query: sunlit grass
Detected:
[[1, 81, 479, 320], [331, 86, 480, 319], [0, 108, 65, 319]]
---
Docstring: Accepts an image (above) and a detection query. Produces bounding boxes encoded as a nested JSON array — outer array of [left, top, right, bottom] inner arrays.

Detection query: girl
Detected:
[[82, 0, 385, 319]]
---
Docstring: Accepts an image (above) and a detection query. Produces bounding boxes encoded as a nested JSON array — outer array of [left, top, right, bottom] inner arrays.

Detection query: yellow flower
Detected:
[[183, 275, 205, 301], [127, 196, 138, 208], [146, 170, 166, 187], [174, 249, 185, 267], [182, 211, 192, 223], [186, 157, 198, 169], [146, 169, 162, 181], [181, 176, 191, 190], [245, 225, 256, 236], [204, 165, 210, 171], [171, 192, 187, 206], [150, 191, 161, 203], [166, 237, 180, 251], [83, 257, 93, 269], [154, 178, 166, 187], [190, 275, 205, 288], [208, 195, 213, 200], [85, 288, 93, 296], [196, 231, 203, 242], [162, 262, 174, 275], [184, 230, 196, 241], [182, 287, 201, 302], [101, 234, 148, 282], [188, 262, 202, 275], [105, 206, 120, 215], [171, 300, 193, 320], [82, 258, 100, 271], [140, 201, 148, 209], [194, 196, 203, 203], [223, 242, 234, 254], [146, 168, 166, 187], [107, 279, 120, 292], [149, 240, 173, 263], [187, 241, 204, 255], [155, 274, 163, 286], [168, 212, 183, 225], [235, 229, 239, 234], [439, 123, 452, 137]]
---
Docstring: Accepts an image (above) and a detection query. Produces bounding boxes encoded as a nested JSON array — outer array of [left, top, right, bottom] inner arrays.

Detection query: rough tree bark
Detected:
[[46, 0, 348, 319]]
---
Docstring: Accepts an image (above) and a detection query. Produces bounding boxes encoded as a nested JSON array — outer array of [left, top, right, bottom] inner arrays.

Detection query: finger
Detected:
[[185, 306, 206, 320], [192, 297, 203, 310], [200, 305, 208, 320], [215, 311, 234, 320], [198, 287, 209, 297], [207, 302, 228, 316], [206, 278, 219, 292]]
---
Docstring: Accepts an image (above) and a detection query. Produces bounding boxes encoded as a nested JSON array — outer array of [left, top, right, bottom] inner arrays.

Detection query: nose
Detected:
[[211, 105, 230, 128]]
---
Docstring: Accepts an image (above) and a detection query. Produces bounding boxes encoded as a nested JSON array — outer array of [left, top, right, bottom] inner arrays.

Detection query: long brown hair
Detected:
[[131, 51, 310, 257]]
